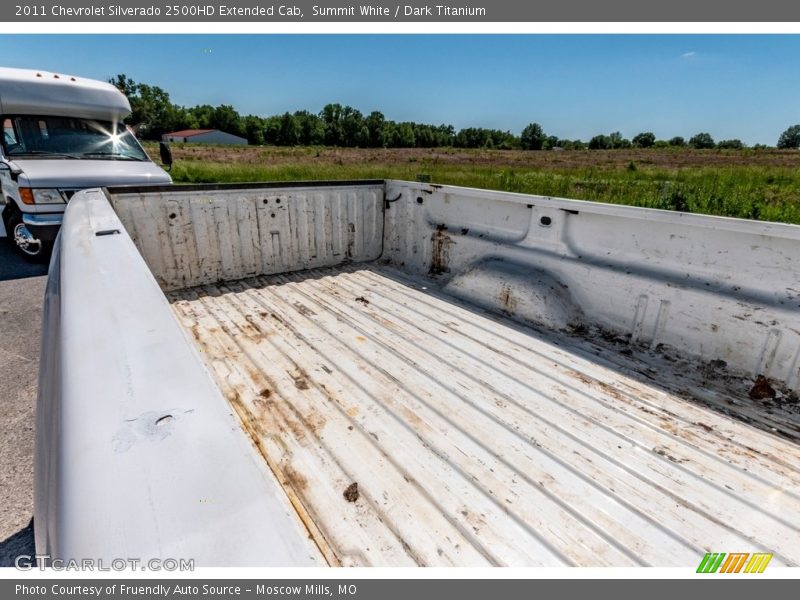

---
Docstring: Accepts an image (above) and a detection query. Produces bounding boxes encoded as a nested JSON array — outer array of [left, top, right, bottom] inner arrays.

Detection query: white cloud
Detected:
[[681, 51, 697, 59]]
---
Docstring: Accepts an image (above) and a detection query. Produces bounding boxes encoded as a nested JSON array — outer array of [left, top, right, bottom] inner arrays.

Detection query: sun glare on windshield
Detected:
[[1, 116, 148, 161]]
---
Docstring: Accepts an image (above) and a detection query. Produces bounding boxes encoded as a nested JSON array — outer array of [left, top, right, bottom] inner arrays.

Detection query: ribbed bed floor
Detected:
[[168, 265, 800, 567]]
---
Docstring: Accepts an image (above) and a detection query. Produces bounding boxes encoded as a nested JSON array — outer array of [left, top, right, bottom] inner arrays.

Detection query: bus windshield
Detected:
[[2, 115, 148, 161]]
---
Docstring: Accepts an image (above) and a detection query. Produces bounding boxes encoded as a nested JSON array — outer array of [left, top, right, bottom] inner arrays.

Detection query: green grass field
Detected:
[[144, 144, 800, 224]]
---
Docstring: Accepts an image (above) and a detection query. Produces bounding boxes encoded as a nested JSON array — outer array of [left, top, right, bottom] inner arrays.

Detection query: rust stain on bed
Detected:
[[290, 367, 311, 390], [749, 375, 777, 400], [565, 368, 625, 402], [497, 284, 518, 315], [284, 465, 309, 492], [239, 321, 263, 341], [429, 224, 454, 276], [343, 482, 360, 503], [652, 446, 689, 464], [222, 386, 340, 566], [293, 301, 317, 317]]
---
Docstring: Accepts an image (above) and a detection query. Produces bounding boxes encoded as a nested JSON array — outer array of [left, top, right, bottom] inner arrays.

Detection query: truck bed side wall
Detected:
[[383, 181, 800, 389], [109, 182, 385, 292]]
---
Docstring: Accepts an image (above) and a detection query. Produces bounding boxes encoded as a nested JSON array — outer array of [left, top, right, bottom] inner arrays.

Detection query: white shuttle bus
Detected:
[[0, 67, 172, 261]]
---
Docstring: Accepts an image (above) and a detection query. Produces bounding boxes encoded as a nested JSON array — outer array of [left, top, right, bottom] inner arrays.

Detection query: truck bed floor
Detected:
[[168, 265, 800, 567]]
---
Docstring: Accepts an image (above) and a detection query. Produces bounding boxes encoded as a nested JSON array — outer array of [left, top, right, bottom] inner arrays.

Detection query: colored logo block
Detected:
[[697, 552, 773, 573]]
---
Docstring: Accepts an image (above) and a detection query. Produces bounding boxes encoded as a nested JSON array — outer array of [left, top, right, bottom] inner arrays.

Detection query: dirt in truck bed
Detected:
[[168, 265, 800, 567]]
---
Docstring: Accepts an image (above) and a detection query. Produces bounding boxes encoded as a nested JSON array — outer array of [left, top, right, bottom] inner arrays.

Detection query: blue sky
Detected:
[[0, 34, 797, 144]]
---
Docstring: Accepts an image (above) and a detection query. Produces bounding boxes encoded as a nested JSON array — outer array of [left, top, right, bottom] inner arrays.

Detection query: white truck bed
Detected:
[[169, 265, 800, 567], [38, 181, 800, 567]]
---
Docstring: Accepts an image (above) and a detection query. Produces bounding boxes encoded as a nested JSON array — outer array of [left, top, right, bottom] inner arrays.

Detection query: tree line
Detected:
[[110, 75, 800, 150]]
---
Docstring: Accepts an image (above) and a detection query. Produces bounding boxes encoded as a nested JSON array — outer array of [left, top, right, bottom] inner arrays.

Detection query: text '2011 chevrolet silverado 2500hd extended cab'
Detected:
[[36, 180, 800, 567]]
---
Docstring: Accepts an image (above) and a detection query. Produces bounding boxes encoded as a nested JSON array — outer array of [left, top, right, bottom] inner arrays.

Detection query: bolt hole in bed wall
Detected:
[[540, 215, 552, 227]]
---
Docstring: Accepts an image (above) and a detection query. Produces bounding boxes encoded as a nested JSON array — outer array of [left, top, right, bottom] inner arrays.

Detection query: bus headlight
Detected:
[[19, 188, 65, 205]]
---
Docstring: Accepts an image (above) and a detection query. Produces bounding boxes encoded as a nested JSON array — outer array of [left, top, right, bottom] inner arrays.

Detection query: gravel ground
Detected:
[[0, 241, 47, 566]]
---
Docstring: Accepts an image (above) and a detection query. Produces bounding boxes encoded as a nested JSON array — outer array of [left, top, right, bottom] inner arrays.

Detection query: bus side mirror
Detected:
[[0, 161, 21, 181], [159, 142, 173, 170]]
